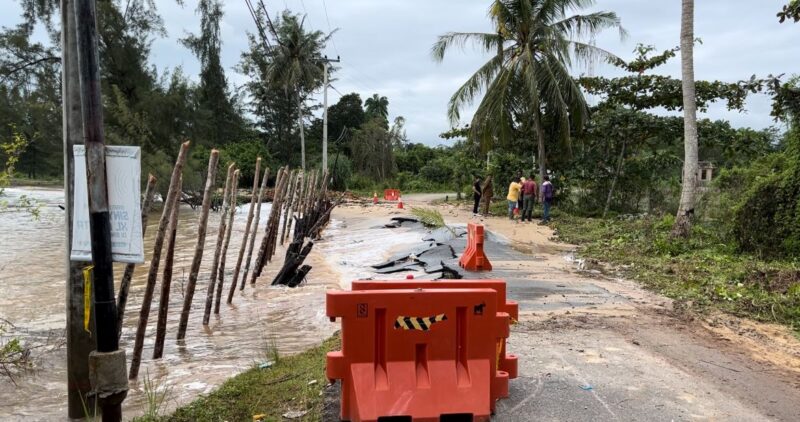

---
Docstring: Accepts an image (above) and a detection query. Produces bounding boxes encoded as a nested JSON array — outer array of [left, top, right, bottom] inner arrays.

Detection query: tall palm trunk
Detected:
[[672, 0, 698, 238], [298, 96, 306, 171], [532, 101, 547, 184]]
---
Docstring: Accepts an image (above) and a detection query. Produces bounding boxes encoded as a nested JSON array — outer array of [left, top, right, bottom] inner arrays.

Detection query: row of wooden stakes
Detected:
[[119, 141, 334, 380]]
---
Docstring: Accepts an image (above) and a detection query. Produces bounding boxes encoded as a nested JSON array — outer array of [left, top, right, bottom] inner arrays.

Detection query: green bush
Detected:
[[327, 155, 353, 191], [729, 130, 800, 257]]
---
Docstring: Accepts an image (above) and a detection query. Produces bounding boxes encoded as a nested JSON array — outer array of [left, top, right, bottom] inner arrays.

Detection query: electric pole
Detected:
[[322, 55, 340, 172], [61, 0, 95, 417], [73, 0, 127, 420]]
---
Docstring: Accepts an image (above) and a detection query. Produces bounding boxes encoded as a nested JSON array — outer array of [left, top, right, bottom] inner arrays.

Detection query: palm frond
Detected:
[[431, 32, 501, 62], [447, 52, 506, 125]]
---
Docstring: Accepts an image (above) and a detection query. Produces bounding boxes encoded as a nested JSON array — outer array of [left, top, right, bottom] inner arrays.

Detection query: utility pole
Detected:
[[322, 56, 340, 172], [61, 0, 95, 418], [73, 0, 127, 420]]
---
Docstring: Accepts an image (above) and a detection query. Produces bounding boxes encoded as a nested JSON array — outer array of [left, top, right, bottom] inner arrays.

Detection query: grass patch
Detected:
[[138, 335, 340, 422], [553, 214, 800, 330]]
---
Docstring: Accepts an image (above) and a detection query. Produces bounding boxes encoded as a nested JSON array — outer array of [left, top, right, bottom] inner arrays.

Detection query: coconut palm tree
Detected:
[[432, 0, 625, 183], [266, 11, 331, 170], [365, 93, 389, 124], [672, 0, 698, 238]]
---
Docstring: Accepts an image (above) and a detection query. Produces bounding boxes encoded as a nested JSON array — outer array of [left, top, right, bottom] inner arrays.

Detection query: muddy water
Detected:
[[0, 188, 423, 421]]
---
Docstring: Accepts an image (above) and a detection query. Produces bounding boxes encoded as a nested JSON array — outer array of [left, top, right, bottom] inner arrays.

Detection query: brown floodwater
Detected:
[[0, 187, 424, 421]]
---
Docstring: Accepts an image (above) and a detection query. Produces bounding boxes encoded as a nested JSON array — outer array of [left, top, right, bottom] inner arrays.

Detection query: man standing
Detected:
[[472, 175, 482, 216], [540, 175, 554, 224], [507, 177, 522, 220], [521, 174, 538, 222]]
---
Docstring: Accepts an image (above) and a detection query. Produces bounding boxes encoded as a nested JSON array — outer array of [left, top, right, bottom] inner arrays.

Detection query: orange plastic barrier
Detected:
[[327, 288, 509, 422], [352, 280, 518, 380], [459, 223, 492, 271], [383, 189, 400, 201]]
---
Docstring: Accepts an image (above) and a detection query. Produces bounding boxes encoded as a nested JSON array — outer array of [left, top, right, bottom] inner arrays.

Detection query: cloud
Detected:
[[2, 0, 796, 145]]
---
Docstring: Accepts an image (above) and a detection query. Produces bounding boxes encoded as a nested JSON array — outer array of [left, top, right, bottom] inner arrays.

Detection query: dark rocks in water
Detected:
[[384, 222, 401, 228], [370, 242, 436, 269], [374, 262, 423, 274], [422, 227, 467, 244]]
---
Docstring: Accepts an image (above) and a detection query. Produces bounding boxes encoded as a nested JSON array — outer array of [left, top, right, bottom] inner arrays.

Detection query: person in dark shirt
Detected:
[[521, 174, 538, 222], [540, 175, 554, 223], [472, 176, 482, 216]]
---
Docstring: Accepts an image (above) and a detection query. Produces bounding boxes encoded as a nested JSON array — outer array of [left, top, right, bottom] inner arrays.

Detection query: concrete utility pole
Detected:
[[61, 0, 95, 417], [321, 56, 340, 172], [73, 0, 127, 420]]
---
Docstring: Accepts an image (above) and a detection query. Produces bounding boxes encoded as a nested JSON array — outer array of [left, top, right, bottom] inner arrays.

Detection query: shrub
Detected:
[[731, 130, 800, 257]]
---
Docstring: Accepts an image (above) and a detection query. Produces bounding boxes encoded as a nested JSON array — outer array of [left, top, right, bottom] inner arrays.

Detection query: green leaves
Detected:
[[433, 0, 625, 153]]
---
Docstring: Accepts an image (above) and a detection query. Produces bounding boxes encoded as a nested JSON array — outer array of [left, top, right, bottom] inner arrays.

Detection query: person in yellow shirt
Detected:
[[506, 177, 522, 220]]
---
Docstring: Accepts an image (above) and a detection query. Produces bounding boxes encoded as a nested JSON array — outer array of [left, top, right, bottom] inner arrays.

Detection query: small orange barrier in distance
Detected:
[[352, 279, 518, 381], [459, 223, 492, 271], [383, 189, 400, 201], [327, 288, 509, 422]]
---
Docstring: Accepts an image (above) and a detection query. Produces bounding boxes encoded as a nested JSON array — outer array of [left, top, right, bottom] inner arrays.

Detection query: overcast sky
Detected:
[[4, 1, 798, 145]]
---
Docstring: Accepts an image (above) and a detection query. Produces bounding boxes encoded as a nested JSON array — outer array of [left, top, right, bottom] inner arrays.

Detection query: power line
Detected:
[[257, 0, 282, 40], [320, 0, 340, 56], [244, 0, 272, 49]]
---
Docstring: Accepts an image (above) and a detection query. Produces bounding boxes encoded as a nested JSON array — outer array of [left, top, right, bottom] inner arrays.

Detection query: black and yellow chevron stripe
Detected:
[[393, 313, 448, 331]]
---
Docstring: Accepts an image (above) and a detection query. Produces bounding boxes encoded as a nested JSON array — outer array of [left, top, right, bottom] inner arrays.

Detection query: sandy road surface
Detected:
[[346, 193, 800, 421]]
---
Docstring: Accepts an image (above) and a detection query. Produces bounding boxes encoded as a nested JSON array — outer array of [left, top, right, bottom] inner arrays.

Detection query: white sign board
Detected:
[[71, 145, 144, 264]]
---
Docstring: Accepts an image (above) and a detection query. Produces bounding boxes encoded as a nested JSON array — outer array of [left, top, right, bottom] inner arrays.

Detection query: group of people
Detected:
[[471, 173, 554, 224]]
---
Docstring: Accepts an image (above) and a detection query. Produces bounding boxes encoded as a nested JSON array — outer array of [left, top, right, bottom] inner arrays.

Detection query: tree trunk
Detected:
[[214, 170, 240, 314], [229, 158, 261, 301], [672, 0, 699, 238], [298, 97, 306, 171], [532, 104, 547, 185], [203, 163, 236, 325], [177, 150, 220, 340], [116, 173, 157, 339], [603, 139, 627, 218], [129, 142, 189, 380], [240, 167, 270, 290], [152, 176, 181, 360]]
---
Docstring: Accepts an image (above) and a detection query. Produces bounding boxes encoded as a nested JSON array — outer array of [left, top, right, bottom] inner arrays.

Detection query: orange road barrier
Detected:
[[459, 223, 492, 271], [352, 279, 518, 381], [383, 189, 400, 201], [327, 288, 510, 422]]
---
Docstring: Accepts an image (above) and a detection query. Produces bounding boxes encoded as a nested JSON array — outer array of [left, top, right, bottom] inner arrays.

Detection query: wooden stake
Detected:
[[279, 170, 298, 245], [116, 174, 157, 339], [229, 158, 261, 300], [242, 167, 270, 289], [152, 175, 181, 359], [203, 163, 235, 326], [129, 141, 190, 380], [252, 167, 288, 283], [177, 150, 220, 340], [215, 170, 239, 313], [267, 168, 291, 260]]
